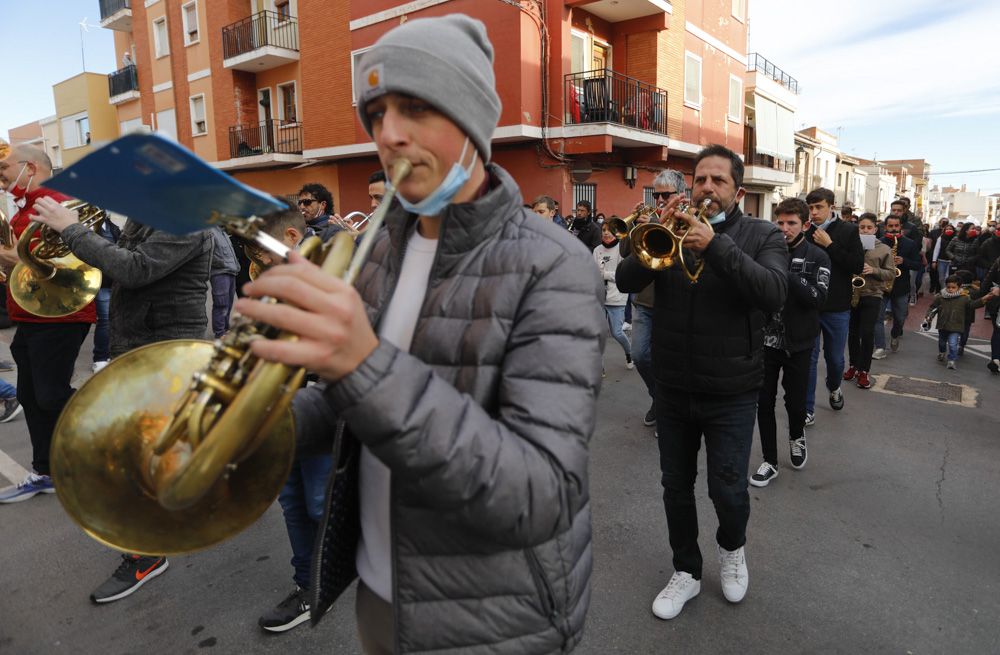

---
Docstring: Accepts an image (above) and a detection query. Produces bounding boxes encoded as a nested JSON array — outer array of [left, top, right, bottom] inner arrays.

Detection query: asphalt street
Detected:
[[1, 298, 999, 654]]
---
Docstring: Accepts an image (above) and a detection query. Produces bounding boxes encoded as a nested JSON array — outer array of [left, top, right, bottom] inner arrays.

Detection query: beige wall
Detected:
[[188, 77, 218, 162], [53, 72, 117, 167]]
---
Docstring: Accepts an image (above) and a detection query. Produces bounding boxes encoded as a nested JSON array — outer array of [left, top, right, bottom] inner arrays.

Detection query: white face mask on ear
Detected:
[[6, 163, 33, 209]]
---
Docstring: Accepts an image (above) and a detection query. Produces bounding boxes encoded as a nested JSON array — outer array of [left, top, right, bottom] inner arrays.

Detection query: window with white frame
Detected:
[[274, 0, 291, 20], [728, 75, 742, 122], [350, 47, 373, 106], [277, 82, 297, 123], [182, 2, 199, 45], [60, 112, 89, 149], [570, 30, 611, 74], [732, 0, 746, 22], [684, 52, 702, 108], [153, 17, 169, 57], [190, 95, 207, 135], [120, 117, 144, 134]]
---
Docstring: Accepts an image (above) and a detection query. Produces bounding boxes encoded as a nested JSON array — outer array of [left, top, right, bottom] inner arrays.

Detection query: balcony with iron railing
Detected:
[[564, 69, 668, 137], [108, 64, 139, 104], [747, 53, 799, 95], [222, 10, 300, 72], [99, 0, 132, 31], [228, 119, 303, 161]]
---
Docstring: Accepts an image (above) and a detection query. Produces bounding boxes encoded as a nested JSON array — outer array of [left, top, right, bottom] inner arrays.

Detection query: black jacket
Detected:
[[764, 237, 830, 354], [975, 234, 1000, 270], [616, 207, 788, 394], [805, 218, 864, 312], [881, 234, 921, 297], [571, 217, 602, 251]]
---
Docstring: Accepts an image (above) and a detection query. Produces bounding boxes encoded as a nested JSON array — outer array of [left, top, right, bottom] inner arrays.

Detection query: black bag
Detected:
[[309, 422, 361, 625]]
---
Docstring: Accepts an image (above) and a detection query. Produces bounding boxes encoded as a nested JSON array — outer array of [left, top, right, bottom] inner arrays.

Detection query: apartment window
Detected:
[[569, 31, 611, 74], [61, 112, 89, 149], [274, 0, 291, 20], [684, 52, 702, 108], [182, 2, 199, 45], [190, 95, 207, 135], [732, 0, 746, 22], [838, 172, 843, 188], [120, 117, 144, 134], [573, 182, 596, 213], [278, 82, 297, 123], [727, 75, 742, 122], [350, 47, 373, 106], [571, 31, 587, 74], [156, 108, 178, 142], [153, 17, 169, 58]]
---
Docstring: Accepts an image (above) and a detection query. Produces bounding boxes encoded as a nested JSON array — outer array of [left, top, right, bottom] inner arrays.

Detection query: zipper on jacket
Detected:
[[524, 547, 563, 632]]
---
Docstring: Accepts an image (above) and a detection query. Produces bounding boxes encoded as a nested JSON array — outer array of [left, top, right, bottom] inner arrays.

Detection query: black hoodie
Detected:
[[805, 217, 864, 313]]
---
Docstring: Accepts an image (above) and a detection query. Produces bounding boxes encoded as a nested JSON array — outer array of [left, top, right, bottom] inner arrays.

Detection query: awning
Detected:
[[775, 106, 795, 161], [755, 96, 778, 159]]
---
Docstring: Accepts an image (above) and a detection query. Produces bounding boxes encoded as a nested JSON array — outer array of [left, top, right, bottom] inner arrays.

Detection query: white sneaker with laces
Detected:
[[872, 348, 888, 360], [651, 571, 700, 620], [718, 545, 748, 603]]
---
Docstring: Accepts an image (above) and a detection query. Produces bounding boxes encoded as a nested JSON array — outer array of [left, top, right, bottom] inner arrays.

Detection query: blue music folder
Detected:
[[46, 133, 286, 235]]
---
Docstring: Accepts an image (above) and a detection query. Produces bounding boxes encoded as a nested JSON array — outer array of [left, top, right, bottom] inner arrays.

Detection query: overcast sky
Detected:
[[747, 0, 1000, 195], [3, 2, 998, 196]]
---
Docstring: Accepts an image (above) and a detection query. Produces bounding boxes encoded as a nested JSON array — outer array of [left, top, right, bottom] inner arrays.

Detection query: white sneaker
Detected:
[[872, 348, 888, 360], [651, 571, 700, 620], [718, 545, 748, 603], [622, 322, 632, 332], [92, 360, 110, 373]]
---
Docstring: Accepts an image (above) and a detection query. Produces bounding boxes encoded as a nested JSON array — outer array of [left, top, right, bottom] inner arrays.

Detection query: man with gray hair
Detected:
[[623, 168, 687, 427], [0, 145, 95, 504]]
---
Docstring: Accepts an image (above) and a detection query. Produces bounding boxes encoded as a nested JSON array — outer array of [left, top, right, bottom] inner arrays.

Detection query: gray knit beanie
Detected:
[[355, 15, 502, 163]]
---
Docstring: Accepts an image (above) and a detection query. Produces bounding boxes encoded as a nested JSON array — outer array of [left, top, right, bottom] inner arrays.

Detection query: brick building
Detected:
[[98, 0, 748, 218]]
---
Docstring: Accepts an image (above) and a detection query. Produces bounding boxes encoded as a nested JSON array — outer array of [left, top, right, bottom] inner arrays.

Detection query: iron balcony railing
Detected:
[[747, 53, 799, 95], [222, 10, 299, 60], [99, 0, 130, 20], [564, 69, 668, 135], [745, 151, 795, 174], [108, 64, 139, 98], [228, 119, 303, 159]]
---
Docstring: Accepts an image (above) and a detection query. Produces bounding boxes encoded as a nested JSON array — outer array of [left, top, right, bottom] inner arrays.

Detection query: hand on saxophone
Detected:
[[234, 251, 379, 382], [32, 196, 80, 233]]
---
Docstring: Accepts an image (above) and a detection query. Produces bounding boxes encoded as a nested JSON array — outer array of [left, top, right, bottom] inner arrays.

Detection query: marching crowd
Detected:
[[0, 13, 998, 655]]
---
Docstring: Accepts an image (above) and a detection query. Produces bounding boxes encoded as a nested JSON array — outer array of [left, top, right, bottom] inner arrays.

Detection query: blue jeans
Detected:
[[0, 378, 15, 399], [806, 310, 851, 414], [278, 454, 333, 589], [938, 330, 961, 362], [92, 287, 111, 362], [655, 388, 757, 578], [874, 294, 910, 349], [604, 305, 631, 359], [630, 303, 655, 397], [936, 260, 952, 289], [210, 274, 236, 338]]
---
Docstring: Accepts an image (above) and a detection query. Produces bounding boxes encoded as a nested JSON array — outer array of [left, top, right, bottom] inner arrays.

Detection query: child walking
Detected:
[[926, 275, 992, 370], [594, 221, 633, 370]]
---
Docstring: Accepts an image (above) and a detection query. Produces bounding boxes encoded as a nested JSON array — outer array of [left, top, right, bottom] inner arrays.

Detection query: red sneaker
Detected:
[[856, 371, 872, 389], [843, 366, 858, 381]]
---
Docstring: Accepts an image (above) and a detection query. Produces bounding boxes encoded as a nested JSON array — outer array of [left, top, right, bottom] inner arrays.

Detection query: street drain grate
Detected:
[[872, 374, 978, 407]]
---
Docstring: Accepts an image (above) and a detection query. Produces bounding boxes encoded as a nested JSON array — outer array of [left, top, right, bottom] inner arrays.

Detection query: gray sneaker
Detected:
[[643, 402, 656, 427], [829, 388, 844, 410], [872, 348, 888, 360], [0, 398, 22, 423]]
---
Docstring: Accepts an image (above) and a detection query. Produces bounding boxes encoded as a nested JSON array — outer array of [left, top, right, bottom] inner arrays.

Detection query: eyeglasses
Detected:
[[651, 191, 678, 201], [297, 198, 315, 207]]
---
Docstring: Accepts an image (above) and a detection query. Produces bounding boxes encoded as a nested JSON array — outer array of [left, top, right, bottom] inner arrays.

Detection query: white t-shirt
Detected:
[[593, 243, 627, 306], [356, 227, 438, 603]]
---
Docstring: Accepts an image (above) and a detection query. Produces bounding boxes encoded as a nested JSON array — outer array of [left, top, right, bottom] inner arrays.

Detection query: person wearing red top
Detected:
[[0, 145, 94, 504]]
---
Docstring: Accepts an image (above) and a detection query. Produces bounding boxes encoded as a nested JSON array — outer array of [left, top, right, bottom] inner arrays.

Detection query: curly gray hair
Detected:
[[652, 169, 687, 195]]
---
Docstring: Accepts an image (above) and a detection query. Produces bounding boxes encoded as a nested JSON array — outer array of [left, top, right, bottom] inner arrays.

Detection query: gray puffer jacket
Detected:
[[62, 220, 213, 356], [294, 164, 606, 653]]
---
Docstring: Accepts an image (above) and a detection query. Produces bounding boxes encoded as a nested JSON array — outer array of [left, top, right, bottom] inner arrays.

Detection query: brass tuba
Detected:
[[50, 160, 412, 555], [9, 200, 104, 317]]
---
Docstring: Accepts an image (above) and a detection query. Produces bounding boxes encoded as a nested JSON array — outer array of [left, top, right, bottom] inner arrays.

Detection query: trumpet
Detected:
[[607, 206, 657, 240], [630, 198, 714, 282], [50, 159, 413, 555], [341, 210, 373, 232]]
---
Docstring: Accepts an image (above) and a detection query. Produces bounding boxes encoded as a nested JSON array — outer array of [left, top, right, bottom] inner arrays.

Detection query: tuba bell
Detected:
[[50, 160, 413, 555], [9, 200, 105, 317]]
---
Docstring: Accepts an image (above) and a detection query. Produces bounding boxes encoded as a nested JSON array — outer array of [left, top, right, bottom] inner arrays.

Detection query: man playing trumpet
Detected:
[[616, 145, 788, 620], [237, 15, 605, 654]]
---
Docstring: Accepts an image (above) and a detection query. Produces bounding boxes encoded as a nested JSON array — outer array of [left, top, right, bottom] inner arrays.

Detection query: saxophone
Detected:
[[884, 235, 900, 293]]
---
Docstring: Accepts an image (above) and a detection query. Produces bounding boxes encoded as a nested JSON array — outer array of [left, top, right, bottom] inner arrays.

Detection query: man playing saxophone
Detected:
[[872, 214, 921, 358], [235, 16, 605, 654]]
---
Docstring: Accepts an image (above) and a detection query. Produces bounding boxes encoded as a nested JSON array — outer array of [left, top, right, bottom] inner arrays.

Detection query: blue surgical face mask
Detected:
[[388, 139, 477, 217], [708, 210, 727, 225]]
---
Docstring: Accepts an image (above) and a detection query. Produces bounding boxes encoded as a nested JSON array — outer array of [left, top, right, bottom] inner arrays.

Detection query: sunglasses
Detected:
[[297, 198, 316, 207], [651, 191, 678, 201]]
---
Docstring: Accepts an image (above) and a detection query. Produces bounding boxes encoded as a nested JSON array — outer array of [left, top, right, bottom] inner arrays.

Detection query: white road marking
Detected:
[[912, 329, 991, 362], [0, 447, 30, 486]]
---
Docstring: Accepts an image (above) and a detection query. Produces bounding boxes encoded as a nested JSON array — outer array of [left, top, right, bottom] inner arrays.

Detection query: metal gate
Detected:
[[573, 183, 597, 214]]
